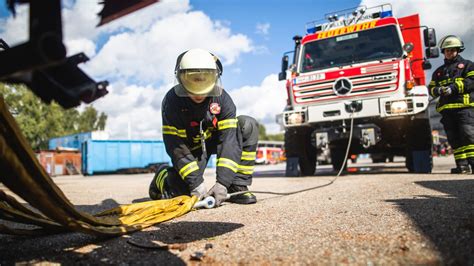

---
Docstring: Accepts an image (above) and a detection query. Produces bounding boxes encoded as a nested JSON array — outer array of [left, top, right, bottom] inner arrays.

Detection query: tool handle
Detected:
[[194, 196, 216, 209]]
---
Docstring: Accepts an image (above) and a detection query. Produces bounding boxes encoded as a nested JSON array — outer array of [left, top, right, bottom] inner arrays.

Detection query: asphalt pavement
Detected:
[[0, 156, 473, 265]]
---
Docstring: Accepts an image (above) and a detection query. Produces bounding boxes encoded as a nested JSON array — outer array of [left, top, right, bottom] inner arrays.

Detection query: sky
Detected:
[[0, 0, 473, 139]]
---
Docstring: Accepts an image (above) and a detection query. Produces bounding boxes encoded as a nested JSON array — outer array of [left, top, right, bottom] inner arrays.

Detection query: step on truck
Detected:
[[278, 4, 440, 176]]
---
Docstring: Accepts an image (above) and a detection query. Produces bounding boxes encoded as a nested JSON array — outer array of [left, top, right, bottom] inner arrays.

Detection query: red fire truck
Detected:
[[255, 141, 285, 165], [278, 4, 439, 176]]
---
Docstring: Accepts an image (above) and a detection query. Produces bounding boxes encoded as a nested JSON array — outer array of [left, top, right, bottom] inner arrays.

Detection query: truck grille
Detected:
[[293, 70, 398, 104]]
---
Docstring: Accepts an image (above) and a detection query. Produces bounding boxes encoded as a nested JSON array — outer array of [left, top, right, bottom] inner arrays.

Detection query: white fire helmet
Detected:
[[174, 48, 223, 97]]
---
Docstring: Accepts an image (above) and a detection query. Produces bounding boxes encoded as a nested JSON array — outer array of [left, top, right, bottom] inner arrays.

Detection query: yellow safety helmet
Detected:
[[439, 35, 465, 53], [174, 48, 223, 97]]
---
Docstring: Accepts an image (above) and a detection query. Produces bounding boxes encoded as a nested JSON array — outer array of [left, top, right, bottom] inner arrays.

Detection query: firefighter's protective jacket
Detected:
[[428, 55, 474, 112], [161, 86, 241, 190]]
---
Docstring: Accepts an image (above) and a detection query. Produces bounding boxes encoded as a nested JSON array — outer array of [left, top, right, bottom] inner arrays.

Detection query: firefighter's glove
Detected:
[[433, 87, 443, 97], [435, 86, 453, 97], [441, 86, 453, 96], [190, 182, 207, 200], [205, 182, 228, 207]]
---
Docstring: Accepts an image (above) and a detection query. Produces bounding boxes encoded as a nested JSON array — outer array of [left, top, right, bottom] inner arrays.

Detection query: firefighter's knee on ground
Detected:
[[149, 165, 169, 200], [149, 166, 190, 199], [238, 115, 259, 145]]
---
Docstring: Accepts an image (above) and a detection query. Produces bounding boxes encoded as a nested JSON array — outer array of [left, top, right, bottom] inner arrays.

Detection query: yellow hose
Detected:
[[0, 96, 198, 236]]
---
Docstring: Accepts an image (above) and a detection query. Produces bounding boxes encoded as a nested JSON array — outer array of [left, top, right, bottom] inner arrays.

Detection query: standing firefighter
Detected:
[[149, 48, 258, 206], [428, 35, 474, 174]]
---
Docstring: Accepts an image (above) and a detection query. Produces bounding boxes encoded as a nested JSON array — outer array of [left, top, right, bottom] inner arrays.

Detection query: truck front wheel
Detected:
[[405, 118, 433, 173], [330, 148, 348, 172], [285, 127, 316, 176]]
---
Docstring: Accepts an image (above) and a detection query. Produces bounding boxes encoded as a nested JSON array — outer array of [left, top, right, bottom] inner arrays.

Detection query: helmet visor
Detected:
[[176, 69, 221, 96]]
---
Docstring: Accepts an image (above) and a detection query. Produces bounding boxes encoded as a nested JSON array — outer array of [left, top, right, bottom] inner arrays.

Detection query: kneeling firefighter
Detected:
[[149, 48, 259, 206]]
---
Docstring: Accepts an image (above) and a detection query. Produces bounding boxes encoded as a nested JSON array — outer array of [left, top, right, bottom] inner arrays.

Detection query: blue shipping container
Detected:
[[49, 131, 109, 151], [82, 140, 172, 175], [49, 132, 93, 151]]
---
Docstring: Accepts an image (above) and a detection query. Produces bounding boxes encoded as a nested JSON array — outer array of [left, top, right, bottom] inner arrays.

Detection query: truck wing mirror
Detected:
[[278, 72, 287, 81], [279, 55, 289, 81], [423, 28, 437, 47], [422, 59, 432, 70], [403, 42, 414, 53], [425, 47, 440, 59]]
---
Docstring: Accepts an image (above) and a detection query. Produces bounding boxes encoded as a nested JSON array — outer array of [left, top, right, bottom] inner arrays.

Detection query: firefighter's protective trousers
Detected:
[[440, 108, 474, 167], [428, 55, 474, 167]]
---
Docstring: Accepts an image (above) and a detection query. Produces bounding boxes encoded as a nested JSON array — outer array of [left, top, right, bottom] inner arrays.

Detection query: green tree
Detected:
[[266, 133, 284, 141], [258, 123, 267, 141], [96, 112, 107, 131], [258, 123, 284, 141], [0, 83, 108, 150]]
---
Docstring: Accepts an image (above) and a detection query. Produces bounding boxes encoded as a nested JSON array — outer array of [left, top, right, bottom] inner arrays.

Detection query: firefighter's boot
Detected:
[[450, 164, 471, 174], [227, 184, 257, 204]]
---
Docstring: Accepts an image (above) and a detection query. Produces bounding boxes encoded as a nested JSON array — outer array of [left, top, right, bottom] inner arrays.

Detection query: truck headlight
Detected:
[[285, 111, 305, 125], [390, 100, 408, 114], [288, 113, 303, 125]]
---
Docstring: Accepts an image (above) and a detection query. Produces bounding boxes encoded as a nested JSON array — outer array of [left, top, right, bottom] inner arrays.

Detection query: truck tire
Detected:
[[405, 118, 433, 173], [371, 153, 386, 163], [388, 155, 394, 163], [330, 148, 347, 172], [285, 127, 316, 176], [405, 152, 414, 172], [371, 154, 394, 163]]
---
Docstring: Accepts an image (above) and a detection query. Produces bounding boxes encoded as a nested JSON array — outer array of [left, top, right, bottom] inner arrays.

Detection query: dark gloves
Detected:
[[205, 182, 228, 207], [434, 85, 454, 97]]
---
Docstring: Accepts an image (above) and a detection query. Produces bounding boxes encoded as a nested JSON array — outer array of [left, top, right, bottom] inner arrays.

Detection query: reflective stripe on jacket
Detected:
[[428, 55, 474, 112]]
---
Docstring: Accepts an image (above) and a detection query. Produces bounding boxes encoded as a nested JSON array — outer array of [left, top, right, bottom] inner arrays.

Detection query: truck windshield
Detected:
[[300, 25, 403, 73]]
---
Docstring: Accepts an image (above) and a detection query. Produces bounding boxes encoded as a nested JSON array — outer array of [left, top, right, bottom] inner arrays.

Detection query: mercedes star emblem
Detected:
[[333, 77, 352, 95]]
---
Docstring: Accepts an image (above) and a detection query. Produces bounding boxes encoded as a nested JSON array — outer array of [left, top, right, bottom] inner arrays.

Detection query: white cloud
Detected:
[[230, 74, 287, 134], [0, 5, 28, 45], [254, 46, 270, 55], [61, 1, 102, 42], [256, 22, 270, 35], [231, 67, 242, 74], [84, 10, 254, 85], [360, 0, 474, 62], [92, 83, 170, 139], [66, 38, 96, 57]]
